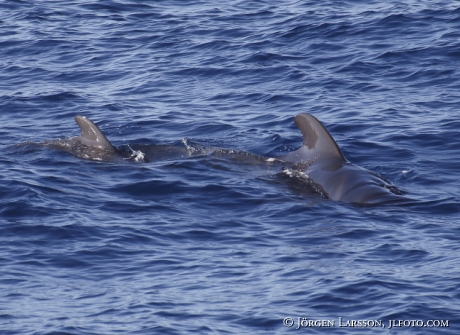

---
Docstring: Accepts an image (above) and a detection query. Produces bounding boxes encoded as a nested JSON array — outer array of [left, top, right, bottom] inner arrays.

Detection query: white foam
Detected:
[[125, 145, 146, 162], [132, 150, 145, 162], [283, 169, 293, 176]]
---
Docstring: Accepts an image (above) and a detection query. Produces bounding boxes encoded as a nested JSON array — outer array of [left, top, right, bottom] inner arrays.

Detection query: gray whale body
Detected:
[[281, 113, 404, 204]]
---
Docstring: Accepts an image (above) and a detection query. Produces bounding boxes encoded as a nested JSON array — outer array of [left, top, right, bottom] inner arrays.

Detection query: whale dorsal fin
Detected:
[[74, 115, 116, 151], [281, 113, 346, 163]]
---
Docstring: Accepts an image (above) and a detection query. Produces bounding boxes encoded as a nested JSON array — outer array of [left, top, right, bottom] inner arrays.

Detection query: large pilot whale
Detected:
[[280, 113, 404, 204]]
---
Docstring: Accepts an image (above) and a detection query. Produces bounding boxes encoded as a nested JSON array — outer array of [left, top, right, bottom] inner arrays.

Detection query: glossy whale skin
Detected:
[[281, 113, 405, 205]]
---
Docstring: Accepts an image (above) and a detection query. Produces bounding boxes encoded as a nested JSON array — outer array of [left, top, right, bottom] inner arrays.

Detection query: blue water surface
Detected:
[[1, 1, 460, 334]]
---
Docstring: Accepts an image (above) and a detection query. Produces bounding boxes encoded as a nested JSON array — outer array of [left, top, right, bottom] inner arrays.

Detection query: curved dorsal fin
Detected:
[[74, 115, 116, 151], [281, 113, 346, 163]]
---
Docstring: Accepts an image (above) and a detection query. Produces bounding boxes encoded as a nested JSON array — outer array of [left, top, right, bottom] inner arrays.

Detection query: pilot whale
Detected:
[[280, 113, 404, 204], [30, 114, 404, 204], [39, 115, 144, 162], [39, 115, 211, 162]]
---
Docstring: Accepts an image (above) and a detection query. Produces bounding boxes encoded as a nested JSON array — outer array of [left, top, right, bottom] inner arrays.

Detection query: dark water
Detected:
[[1, 1, 460, 334]]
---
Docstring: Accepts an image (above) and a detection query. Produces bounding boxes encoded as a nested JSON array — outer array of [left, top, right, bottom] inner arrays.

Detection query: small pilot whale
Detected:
[[40, 116, 208, 162], [40, 116, 144, 162], [280, 113, 404, 204]]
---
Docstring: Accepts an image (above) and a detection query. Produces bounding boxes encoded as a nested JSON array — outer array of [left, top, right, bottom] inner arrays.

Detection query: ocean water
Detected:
[[1, 1, 460, 334]]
